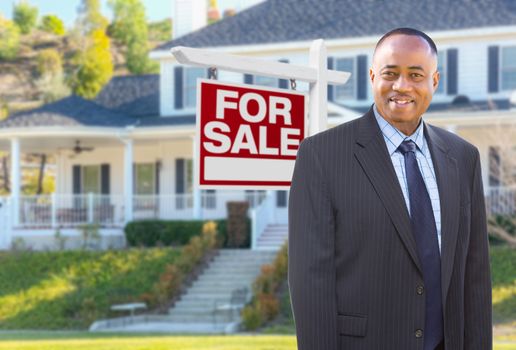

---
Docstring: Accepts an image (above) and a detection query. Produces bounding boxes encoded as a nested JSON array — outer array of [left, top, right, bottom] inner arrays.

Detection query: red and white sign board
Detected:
[[196, 79, 307, 190]]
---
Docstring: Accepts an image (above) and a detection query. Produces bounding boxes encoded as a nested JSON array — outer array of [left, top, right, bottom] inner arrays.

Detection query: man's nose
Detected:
[[392, 75, 412, 92]]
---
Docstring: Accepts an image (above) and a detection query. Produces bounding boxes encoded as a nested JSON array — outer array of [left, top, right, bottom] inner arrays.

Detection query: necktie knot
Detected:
[[398, 140, 417, 155]]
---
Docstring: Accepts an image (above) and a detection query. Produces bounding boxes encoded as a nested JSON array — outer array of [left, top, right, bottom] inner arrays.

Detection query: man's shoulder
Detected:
[[426, 123, 479, 160]]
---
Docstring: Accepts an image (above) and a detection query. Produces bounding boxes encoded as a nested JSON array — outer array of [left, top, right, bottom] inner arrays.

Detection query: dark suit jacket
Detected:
[[288, 107, 492, 350]]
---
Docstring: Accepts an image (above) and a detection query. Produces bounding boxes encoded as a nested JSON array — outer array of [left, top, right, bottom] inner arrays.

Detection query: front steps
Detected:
[[255, 224, 288, 250]]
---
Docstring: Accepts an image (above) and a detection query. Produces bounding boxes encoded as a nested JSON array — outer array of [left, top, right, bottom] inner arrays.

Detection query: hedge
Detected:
[[124, 219, 250, 248]]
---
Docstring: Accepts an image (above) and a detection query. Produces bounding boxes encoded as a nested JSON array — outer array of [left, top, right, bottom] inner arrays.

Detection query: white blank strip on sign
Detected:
[[205, 157, 296, 182]]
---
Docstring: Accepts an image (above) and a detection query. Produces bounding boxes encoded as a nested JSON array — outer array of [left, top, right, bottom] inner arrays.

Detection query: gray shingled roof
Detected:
[[94, 74, 160, 117], [0, 95, 193, 129], [155, 0, 516, 50], [0, 95, 135, 128]]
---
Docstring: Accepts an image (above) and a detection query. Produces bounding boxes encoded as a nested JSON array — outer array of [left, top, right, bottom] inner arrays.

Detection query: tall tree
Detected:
[[76, 0, 108, 35], [108, 0, 158, 74], [68, 0, 113, 99], [13, 0, 38, 35], [0, 14, 20, 60]]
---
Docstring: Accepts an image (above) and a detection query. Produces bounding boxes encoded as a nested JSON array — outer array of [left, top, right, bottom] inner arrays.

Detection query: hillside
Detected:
[[0, 30, 127, 115]]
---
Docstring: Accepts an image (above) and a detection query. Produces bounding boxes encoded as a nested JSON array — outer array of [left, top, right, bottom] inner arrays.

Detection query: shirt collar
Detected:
[[373, 104, 425, 156]]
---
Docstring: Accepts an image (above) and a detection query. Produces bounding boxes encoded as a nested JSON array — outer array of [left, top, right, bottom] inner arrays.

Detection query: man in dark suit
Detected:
[[288, 28, 492, 350]]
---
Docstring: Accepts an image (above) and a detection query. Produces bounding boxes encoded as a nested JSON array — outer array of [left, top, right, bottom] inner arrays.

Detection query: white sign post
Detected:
[[171, 40, 350, 222]]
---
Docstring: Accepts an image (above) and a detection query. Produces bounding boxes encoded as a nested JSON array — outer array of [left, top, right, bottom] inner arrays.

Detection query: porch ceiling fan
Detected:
[[68, 140, 94, 158]]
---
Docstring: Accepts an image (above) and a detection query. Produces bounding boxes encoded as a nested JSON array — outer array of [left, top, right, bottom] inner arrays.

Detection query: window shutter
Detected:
[[175, 159, 184, 194], [174, 66, 184, 109], [244, 74, 254, 85], [276, 190, 287, 207], [356, 55, 368, 100], [100, 164, 110, 195], [279, 59, 289, 89], [327, 57, 335, 102], [73, 165, 81, 194], [447, 49, 458, 95], [155, 161, 160, 194], [488, 46, 499, 93]]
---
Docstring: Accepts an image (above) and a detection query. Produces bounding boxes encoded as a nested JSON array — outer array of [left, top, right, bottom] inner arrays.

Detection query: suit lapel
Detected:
[[424, 124, 460, 307], [354, 108, 422, 274]]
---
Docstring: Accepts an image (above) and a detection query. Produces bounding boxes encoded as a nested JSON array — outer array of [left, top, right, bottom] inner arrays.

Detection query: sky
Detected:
[[0, 0, 264, 25]]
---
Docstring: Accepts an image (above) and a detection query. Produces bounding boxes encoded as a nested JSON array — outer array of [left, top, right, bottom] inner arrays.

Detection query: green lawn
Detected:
[[0, 332, 513, 350], [0, 248, 180, 329]]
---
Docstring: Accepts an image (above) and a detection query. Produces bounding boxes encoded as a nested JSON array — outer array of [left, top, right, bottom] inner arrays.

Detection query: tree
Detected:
[[69, 29, 113, 99], [40, 14, 65, 36], [68, 0, 113, 99], [0, 15, 20, 60], [36, 49, 62, 77], [76, 0, 108, 35], [108, 0, 158, 74], [13, 0, 38, 35]]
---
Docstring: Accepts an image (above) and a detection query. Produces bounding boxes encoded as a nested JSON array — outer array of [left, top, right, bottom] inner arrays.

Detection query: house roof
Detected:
[[0, 95, 135, 129], [0, 94, 194, 130], [94, 74, 160, 117], [155, 0, 516, 51]]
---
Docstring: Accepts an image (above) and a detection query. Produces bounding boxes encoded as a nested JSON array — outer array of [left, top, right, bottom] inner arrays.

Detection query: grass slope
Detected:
[[0, 249, 179, 329]]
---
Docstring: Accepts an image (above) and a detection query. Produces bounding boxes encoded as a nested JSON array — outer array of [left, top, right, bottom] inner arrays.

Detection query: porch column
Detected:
[[123, 139, 133, 223], [192, 136, 202, 219], [10, 138, 20, 226]]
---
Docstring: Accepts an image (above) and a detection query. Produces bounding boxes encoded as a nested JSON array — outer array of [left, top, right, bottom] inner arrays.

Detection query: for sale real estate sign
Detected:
[[196, 79, 307, 189]]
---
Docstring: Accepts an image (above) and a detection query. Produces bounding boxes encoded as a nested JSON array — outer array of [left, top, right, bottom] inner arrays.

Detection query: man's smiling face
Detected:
[[369, 34, 440, 135]]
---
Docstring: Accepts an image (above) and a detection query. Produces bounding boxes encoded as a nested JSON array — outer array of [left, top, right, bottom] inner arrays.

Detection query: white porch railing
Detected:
[[16, 191, 269, 228], [251, 191, 276, 250], [19, 194, 125, 228], [486, 186, 516, 216]]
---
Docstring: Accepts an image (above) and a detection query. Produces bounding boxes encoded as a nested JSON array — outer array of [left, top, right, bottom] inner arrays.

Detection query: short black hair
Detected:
[[374, 27, 438, 56]]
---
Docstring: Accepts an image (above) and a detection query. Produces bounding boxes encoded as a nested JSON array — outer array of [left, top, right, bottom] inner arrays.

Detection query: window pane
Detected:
[[136, 164, 155, 195], [335, 58, 355, 101], [185, 159, 193, 194], [83, 165, 100, 194], [501, 47, 516, 91], [435, 50, 446, 94], [254, 75, 278, 87], [184, 68, 205, 108]]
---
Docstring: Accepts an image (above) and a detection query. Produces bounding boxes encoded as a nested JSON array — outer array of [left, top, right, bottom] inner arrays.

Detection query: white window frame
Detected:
[[82, 165, 100, 194], [501, 46, 516, 91], [435, 50, 447, 95], [334, 57, 356, 102], [183, 67, 205, 109], [134, 163, 156, 195]]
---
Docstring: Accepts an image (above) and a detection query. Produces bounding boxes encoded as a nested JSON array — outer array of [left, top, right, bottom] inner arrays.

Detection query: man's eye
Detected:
[[411, 73, 423, 78], [382, 72, 396, 77]]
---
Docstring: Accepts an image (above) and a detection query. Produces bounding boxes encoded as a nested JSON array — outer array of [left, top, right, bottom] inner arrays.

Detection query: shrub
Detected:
[[257, 293, 279, 321], [36, 49, 62, 77], [0, 15, 20, 60], [40, 14, 65, 35], [242, 242, 288, 330], [241, 305, 263, 330], [13, 1, 38, 35], [124, 219, 234, 247]]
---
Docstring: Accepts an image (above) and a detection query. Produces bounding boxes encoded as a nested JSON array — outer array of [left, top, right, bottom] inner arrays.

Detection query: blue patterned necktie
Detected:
[[398, 140, 444, 350]]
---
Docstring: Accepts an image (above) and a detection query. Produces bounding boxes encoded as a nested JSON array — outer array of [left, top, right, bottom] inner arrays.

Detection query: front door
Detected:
[[0, 197, 12, 249]]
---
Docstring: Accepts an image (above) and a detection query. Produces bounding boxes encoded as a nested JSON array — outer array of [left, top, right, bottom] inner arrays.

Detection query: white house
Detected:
[[0, 0, 515, 250]]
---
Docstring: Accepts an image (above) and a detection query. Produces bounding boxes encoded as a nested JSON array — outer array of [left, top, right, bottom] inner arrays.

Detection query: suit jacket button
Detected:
[[415, 329, 423, 338], [416, 285, 424, 295]]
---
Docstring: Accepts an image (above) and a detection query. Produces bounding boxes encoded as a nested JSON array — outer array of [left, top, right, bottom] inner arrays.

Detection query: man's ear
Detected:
[[369, 68, 375, 84], [432, 70, 440, 93]]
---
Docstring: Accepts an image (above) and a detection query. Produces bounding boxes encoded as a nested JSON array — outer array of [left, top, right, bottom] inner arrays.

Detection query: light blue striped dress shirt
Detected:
[[373, 105, 442, 253]]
